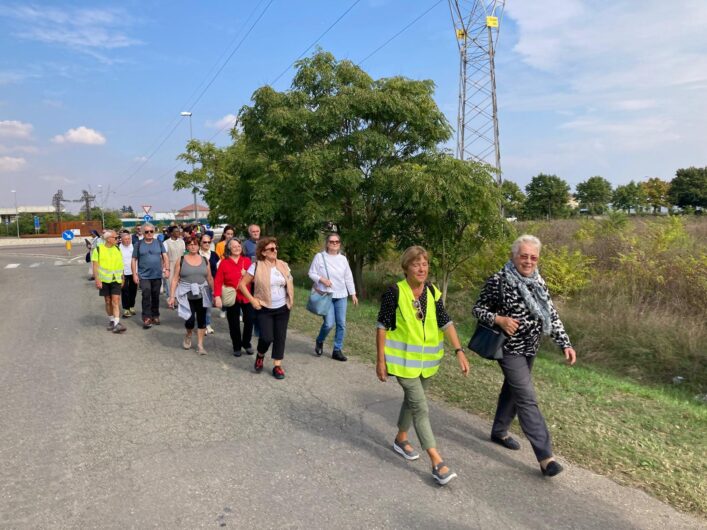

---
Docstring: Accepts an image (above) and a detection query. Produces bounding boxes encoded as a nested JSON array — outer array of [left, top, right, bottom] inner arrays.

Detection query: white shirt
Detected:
[[119, 243, 134, 275], [164, 237, 186, 272], [308, 252, 356, 299], [247, 263, 287, 309]]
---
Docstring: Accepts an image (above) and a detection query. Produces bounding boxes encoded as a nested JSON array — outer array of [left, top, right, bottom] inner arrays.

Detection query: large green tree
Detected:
[[393, 155, 503, 301], [669, 166, 707, 209], [575, 175, 612, 215], [612, 181, 646, 213], [500, 180, 525, 218], [641, 177, 671, 214], [524, 173, 571, 219], [177, 51, 454, 295]]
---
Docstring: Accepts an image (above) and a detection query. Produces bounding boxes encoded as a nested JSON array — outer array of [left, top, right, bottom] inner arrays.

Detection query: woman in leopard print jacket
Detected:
[[472, 234, 577, 478]]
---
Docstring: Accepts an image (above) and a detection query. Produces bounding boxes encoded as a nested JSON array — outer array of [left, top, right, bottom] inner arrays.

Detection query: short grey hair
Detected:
[[142, 222, 155, 231], [511, 234, 542, 257]]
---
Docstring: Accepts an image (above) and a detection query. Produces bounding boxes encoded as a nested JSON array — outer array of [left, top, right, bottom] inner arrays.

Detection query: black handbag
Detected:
[[468, 278, 507, 360]]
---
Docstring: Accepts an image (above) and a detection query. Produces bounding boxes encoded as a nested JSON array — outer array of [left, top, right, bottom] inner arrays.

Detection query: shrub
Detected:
[[540, 246, 594, 299]]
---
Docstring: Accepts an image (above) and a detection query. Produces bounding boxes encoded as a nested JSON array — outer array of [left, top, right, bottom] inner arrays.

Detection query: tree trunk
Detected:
[[440, 267, 450, 305], [350, 254, 366, 299]]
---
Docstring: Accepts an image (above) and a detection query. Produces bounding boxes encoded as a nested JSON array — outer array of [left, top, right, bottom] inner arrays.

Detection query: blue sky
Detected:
[[1, 0, 706, 213]]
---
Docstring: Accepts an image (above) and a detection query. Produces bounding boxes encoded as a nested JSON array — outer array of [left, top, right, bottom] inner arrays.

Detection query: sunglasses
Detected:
[[412, 300, 423, 320], [201, 240, 211, 244], [518, 254, 539, 262], [144, 230, 154, 234], [329, 240, 341, 244], [264, 246, 277, 252]]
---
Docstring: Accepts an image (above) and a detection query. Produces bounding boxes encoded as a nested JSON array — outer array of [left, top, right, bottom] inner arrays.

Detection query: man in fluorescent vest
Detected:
[[376, 246, 470, 485], [92, 229, 127, 333]]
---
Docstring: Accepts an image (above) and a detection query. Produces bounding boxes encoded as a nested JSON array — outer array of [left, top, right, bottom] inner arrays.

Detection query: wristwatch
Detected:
[[454, 348, 464, 355]]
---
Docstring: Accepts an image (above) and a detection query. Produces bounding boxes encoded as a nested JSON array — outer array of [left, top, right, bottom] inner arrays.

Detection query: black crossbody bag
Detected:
[[468, 278, 507, 360]]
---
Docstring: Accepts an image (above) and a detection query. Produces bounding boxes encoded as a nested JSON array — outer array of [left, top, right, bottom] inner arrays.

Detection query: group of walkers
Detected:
[[91, 226, 577, 485]]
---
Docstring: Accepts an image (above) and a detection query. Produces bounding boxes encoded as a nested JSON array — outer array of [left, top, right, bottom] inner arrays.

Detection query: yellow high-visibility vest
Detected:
[[384, 279, 444, 379], [91, 243, 123, 283]]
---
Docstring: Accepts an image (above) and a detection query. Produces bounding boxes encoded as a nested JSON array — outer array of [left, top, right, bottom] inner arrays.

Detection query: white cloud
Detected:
[[206, 114, 238, 130], [0, 156, 26, 171], [52, 126, 106, 145], [0, 5, 141, 61], [0, 144, 39, 154], [133, 155, 148, 162], [0, 71, 27, 85], [40, 174, 75, 184], [0, 120, 33, 138]]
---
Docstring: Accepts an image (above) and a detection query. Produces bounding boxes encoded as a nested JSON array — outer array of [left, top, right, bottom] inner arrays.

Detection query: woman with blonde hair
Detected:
[[376, 246, 469, 485]]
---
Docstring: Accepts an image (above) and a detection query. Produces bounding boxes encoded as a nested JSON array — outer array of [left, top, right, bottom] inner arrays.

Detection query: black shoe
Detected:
[[315, 341, 323, 356], [491, 434, 521, 450], [332, 349, 347, 362], [541, 460, 563, 477]]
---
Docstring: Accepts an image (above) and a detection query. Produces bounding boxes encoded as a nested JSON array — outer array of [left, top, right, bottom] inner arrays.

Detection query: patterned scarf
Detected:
[[503, 260, 552, 335]]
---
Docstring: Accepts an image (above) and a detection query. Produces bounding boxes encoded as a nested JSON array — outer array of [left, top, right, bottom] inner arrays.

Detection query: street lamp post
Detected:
[[180, 111, 198, 223], [97, 185, 106, 229], [11, 190, 19, 238]]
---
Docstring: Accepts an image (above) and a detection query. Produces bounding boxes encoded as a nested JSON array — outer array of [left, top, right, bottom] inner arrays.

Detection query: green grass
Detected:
[[289, 284, 707, 517]]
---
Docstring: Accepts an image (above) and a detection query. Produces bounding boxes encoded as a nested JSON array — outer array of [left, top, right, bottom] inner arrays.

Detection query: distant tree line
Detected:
[[501, 166, 706, 219]]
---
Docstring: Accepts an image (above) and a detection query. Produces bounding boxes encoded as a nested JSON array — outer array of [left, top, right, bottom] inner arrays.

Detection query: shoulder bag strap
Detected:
[[321, 252, 330, 280]]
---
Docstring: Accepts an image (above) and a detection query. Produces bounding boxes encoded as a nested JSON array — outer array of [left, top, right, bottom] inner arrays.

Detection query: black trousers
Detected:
[[226, 301, 254, 351], [139, 278, 162, 319], [255, 305, 290, 360], [121, 274, 138, 309], [492, 354, 553, 461], [185, 298, 206, 330]]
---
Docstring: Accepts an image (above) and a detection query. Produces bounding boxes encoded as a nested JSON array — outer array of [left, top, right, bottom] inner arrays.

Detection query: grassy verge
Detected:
[[289, 285, 707, 517]]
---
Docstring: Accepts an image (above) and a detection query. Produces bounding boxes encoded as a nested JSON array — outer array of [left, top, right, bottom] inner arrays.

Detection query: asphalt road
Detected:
[[0, 247, 703, 529]]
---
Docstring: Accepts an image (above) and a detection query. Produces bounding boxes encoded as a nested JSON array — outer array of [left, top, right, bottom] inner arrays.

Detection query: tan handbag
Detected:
[[221, 286, 237, 307]]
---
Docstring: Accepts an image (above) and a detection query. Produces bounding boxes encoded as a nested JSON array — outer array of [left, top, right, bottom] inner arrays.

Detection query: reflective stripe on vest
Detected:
[[384, 279, 445, 379]]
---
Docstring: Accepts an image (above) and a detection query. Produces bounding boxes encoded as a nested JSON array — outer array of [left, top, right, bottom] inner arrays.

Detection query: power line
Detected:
[[358, 0, 444, 65], [270, 0, 363, 86]]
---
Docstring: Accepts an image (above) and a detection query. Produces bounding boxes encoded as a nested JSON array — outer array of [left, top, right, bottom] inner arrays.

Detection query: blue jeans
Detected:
[[316, 297, 348, 351]]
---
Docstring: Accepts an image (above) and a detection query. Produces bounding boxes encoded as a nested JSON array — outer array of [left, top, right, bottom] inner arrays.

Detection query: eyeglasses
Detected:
[[518, 254, 539, 262], [201, 240, 211, 244], [144, 230, 154, 234], [329, 240, 341, 245], [412, 300, 423, 320], [264, 246, 277, 252]]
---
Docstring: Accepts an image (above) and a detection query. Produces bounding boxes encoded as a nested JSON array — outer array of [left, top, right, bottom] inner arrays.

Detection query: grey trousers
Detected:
[[492, 354, 553, 461]]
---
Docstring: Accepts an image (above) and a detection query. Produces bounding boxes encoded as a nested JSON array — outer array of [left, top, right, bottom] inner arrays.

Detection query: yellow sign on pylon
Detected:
[[456, 28, 467, 40], [65, 241, 72, 252], [486, 16, 498, 28]]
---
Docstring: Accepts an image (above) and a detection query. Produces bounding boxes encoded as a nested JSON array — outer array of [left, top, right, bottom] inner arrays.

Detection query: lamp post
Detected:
[[180, 111, 197, 223], [97, 185, 106, 229], [11, 189, 19, 238]]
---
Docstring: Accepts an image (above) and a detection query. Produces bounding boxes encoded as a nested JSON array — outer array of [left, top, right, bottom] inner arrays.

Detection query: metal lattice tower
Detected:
[[449, 0, 505, 184]]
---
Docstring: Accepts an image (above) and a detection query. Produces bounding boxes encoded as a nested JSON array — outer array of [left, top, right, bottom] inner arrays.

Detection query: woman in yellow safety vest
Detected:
[[376, 246, 470, 485]]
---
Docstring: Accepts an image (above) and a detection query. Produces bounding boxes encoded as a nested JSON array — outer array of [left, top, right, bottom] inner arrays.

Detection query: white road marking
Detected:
[[54, 261, 64, 266], [4, 263, 20, 269], [29, 263, 40, 268]]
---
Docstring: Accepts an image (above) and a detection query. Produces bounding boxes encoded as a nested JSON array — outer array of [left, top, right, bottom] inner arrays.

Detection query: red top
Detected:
[[213, 255, 252, 303]]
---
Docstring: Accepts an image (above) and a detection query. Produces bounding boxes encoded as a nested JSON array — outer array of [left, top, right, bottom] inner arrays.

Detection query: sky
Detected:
[[1, 0, 706, 214]]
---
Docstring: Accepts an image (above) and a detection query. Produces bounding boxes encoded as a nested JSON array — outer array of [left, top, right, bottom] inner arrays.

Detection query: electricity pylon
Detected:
[[449, 0, 505, 184]]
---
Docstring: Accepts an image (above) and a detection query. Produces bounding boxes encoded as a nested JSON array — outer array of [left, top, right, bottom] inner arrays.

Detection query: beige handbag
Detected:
[[221, 286, 237, 307]]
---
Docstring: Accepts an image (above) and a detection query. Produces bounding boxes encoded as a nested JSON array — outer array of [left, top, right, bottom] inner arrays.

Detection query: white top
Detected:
[[308, 252, 356, 299], [119, 243, 134, 275], [164, 238, 186, 268], [247, 263, 288, 309]]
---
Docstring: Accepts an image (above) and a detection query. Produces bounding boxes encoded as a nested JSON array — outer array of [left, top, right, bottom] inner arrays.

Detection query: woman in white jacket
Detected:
[[308, 233, 358, 361]]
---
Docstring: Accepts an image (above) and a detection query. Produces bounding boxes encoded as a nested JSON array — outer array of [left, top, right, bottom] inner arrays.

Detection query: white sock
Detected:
[[114, 317, 120, 325], [109, 316, 116, 324]]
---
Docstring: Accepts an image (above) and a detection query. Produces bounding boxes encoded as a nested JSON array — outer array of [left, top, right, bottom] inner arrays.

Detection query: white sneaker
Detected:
[[219, 310, 226, 319], [206, 325, 215, 334]]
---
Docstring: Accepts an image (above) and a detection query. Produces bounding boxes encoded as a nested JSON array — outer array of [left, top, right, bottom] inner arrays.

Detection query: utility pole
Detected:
[[180, 111, 197, 223], [448, 0, 505, 185]]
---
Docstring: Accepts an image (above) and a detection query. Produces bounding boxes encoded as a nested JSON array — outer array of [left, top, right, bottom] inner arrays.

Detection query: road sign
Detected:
[[205, 223, 211, 229], [142, 205, 152, 215], [143, 214, 153, 222], [62, 230, 75, 241]]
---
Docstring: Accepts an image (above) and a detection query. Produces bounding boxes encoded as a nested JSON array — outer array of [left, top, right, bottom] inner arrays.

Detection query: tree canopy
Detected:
[[575, 175, 612, 214], [612, 181, 646, 213], [641, 177, 671, 213], [523, 173, 570, 219], [669, 166, 707, 209], [500, 180, 525, 218]]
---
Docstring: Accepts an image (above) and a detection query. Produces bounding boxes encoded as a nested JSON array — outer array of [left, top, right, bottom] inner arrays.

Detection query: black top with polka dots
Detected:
[[377, 283, 452, 331]]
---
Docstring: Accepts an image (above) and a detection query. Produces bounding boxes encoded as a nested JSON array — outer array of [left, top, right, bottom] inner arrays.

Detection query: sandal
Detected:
[[393, 438, 420, 460], [432, 461, 457, 485], [183, 334, 192, 350]]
